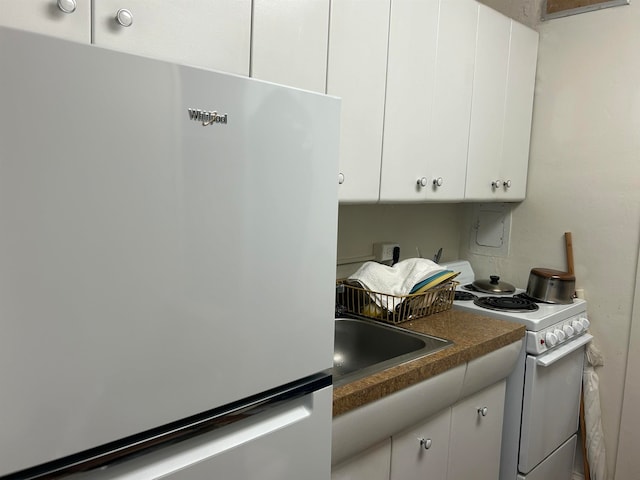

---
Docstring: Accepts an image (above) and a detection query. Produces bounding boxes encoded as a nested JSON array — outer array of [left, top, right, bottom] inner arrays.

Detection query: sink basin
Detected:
[[332, 317, 453, 386]]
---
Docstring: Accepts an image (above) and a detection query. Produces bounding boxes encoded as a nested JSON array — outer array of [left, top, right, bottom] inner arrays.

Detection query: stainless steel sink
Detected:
[[332, 317, 453, 386]]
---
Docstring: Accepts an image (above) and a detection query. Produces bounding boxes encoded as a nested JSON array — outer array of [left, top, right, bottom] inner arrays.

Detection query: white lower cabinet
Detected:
[[334, 380, 507, 480], [447, 380, 506, 480], [390, 408, 451, 480], [332, 439, 391, 480]]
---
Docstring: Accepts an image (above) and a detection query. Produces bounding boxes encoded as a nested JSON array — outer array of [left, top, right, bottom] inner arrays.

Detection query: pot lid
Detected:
[[530, 268, 575, 281], [472, 275, 516, 294]]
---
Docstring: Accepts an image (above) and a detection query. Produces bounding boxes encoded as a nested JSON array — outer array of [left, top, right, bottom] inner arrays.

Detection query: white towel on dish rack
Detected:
[[348, 259, 446, 311]]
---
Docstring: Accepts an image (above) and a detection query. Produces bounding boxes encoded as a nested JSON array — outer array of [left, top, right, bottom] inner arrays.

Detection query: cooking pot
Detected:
[[472, 275, 515, 294], [526, 268, 575, 304]]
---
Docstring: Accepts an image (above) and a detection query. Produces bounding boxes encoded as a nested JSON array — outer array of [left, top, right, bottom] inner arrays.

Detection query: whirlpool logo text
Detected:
[[188, 109, 228, 126]]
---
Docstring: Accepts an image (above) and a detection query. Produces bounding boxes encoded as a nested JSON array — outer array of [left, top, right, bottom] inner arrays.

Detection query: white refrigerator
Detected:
[[0, 26, 339, 479]]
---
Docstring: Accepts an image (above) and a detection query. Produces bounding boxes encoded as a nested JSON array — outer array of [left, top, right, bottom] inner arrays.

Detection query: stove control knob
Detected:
[[580, 317, 591, 330], [545, 331, 559, 347], [563, 324, 575, 337], [571, 320, 584, 333], [554, 329, 566, 343]]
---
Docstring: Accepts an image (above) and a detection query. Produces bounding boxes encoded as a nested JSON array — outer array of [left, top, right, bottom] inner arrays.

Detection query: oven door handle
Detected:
[[536, 334, 593, 367]]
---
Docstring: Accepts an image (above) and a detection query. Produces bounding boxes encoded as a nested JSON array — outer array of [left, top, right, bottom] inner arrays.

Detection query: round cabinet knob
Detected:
[[417, 177, 428, 188], [478, 407, 488, 417], [580, 317, 591, 330], [563, 324, 575, 337], [338, 173, 345, 185], [492, 180, 503, 189], [419, 438, 432, 450], [116, 8, 134, 27], [504, 179, 512, 188], [545, 331, 559, 347], [554, 328, 566, 343], [57, 0, 77, 13], [433, 177, 443, 187], [571, 320, 584, 333]]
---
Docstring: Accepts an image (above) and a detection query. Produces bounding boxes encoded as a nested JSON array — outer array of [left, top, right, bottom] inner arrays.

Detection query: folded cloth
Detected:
[[349, 258, 447, 311]]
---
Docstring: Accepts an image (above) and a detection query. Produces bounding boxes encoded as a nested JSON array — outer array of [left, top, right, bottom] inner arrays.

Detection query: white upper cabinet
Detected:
[[500, 21, 539, 201], [93, 0, 251, 75], [327, 0, 390, 203], [380, 0, 478, 202], [465, 5, 511, 201], [251, 0, 330, 93], [0, 0, 91, 43], [380, 0, 439, 202], [465, 6, 539, 201]]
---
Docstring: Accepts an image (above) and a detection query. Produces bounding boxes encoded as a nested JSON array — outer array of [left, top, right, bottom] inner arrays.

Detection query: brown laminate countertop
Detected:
[[333, 309, 525, 417]]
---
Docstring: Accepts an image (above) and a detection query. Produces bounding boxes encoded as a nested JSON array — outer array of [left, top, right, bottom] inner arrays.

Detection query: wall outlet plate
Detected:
[[373, 242, 400, 262]]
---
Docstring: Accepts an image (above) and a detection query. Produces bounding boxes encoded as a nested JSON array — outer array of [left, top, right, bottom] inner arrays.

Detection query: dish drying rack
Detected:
[[336, 280, 457, 325]]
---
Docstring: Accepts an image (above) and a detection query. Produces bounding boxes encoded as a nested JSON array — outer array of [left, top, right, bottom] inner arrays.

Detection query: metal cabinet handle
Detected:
[[419, 438, 432, 450], [433, 177, 443, 187], [116, 8, 134, 27], [491, 180, 503, 189], [478, 406, 488, 417], [338, 173, 345, 185], [417, 177, 428, 187], [57, 0, 77, 14], [504, 179, 512, 188]]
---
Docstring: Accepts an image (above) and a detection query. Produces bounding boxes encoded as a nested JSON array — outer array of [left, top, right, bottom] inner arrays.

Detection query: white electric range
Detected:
[[443, 261, 591, 480]]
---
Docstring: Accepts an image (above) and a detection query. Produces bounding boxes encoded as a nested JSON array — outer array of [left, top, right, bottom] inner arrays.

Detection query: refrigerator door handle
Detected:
[[5, 374, 331, 480], [100, 398, 314, 479]]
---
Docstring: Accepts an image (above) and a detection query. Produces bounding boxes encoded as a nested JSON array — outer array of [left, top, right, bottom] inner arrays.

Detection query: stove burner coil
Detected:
[[473, 296, 539, 312], [455, 291, 477, 301]]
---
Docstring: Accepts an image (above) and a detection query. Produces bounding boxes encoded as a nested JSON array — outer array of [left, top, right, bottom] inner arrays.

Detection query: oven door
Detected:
[[518, 334, 592, 474]]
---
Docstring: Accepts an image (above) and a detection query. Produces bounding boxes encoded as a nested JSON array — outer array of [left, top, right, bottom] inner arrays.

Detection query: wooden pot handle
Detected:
[[565, 232, 575, 275]]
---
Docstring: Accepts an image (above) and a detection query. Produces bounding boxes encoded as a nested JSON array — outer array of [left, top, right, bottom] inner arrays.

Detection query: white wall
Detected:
[[462, 4, 640, 478], [336, 203, 464, 278]]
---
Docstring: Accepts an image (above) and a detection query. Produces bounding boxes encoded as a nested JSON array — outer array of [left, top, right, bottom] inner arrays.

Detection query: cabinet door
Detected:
[[380, 0, 439, 201], [332, 438, 391, 480], [0, 0, 90, 43], [500, 21, 539, 201], [424, 0, 478, 201], [93, 0, 251, 75], [447, 380, 506, 480], [381, 0, 476, 202], [390, 408, 451, 480], [327, 0, 390, 203], [251, 0, 329, 93], [465, 5, 511, 201]]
